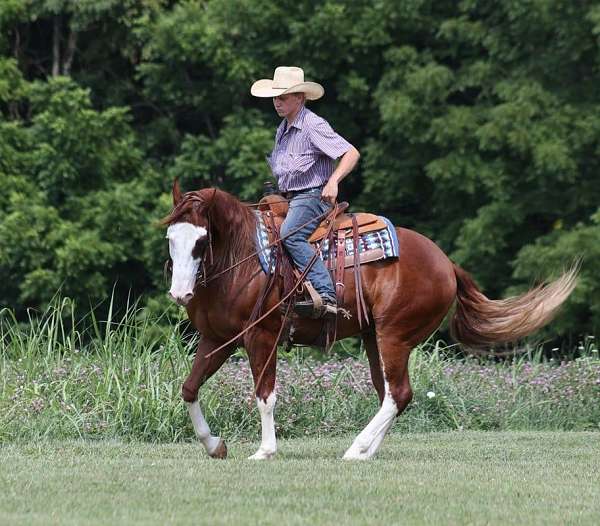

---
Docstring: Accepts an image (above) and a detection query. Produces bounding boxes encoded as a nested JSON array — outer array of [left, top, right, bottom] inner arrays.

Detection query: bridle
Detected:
[[164, 188, 217, 287]]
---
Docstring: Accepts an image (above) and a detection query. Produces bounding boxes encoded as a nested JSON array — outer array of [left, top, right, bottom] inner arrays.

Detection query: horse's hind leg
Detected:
[[343, 333, 412, 460], [363, 331, 385, 404]]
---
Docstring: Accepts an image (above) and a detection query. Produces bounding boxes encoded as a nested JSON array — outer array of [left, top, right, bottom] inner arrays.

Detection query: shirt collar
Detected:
[[289, 105, 308, 130], [280, 105, 308, 135]]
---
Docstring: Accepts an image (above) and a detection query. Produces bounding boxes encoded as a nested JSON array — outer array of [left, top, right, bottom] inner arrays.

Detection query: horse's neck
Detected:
[[210, 208, 260, 285]]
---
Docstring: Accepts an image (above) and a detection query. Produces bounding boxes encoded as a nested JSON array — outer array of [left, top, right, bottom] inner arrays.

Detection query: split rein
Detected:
[[201, 203, 340, 361]]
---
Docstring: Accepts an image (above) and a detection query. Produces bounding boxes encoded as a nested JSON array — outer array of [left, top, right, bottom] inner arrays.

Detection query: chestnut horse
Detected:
[[163, 183, 576, 460]]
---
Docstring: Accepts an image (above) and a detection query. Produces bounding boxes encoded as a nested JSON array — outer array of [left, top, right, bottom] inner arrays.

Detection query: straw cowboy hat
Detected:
[[250, 66, 324, 100]]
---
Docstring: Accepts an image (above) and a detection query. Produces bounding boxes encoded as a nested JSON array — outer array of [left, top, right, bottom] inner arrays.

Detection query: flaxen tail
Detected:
[[450, 264, 578, 347]]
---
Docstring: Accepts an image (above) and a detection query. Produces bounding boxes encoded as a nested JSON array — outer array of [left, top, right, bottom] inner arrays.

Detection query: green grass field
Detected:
[[1, 432, 599, 525]]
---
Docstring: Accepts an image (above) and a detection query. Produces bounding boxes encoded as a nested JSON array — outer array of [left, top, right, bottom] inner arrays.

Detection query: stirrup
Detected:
[[294, 281, 324, 319], [320, 301, 338, 319], [293, 299, 322, 319], [293, 298, 337, 319], [294, 281, 338, 319]]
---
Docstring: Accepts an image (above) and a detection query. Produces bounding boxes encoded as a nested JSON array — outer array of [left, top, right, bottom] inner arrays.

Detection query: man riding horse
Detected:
[[251, 66, 361, 318], [163, 67, 576, 461]]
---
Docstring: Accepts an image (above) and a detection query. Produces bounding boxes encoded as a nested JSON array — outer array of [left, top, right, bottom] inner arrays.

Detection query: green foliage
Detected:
[[512, 209, 600, 336], [0, 78, 164, 315], [28, 79, 142, 204], [0, 0, 598, 342], [168, 109, 273, 199], [1, 301, 599, 443]]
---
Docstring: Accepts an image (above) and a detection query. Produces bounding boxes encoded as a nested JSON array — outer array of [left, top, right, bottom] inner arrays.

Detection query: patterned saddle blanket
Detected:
[[254, 211, 400, 274]]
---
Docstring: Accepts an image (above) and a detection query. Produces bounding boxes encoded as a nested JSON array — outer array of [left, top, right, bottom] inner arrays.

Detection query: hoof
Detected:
[[209, 439, 228, 459], [342, 445, 371, 460], [342, 452, 369, 461], [248, 449, 275, 460]]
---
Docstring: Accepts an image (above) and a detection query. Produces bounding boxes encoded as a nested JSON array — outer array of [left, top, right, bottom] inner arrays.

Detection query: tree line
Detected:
[[0, 0, 598, 342]]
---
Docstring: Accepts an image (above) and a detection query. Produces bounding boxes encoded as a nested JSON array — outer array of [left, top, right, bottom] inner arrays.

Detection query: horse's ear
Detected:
[[172, 178, 183, 206]]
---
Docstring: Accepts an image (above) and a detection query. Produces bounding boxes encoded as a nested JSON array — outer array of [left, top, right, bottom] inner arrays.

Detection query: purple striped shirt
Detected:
[[267, 105, 352, 192]]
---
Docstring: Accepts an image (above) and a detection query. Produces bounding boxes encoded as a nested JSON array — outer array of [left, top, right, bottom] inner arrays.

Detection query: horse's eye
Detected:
[[163, 258, 173, 279], [192, 238, 207, 259]]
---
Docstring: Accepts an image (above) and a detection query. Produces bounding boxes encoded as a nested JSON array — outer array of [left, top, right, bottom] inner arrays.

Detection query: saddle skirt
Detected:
[[253, 198, 399, 275]]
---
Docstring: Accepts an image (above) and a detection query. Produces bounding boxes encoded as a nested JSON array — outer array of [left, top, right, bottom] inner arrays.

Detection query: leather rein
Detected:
[[201, 202, 340, 361]]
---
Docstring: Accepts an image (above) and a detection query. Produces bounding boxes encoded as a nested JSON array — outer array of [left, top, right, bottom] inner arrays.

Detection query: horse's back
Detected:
[[396, 227, 455, 284]]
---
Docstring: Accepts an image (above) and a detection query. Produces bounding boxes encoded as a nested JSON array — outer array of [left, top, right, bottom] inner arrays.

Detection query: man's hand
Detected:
[[320, 147, 360, 205], [321, 180, 339, 204]]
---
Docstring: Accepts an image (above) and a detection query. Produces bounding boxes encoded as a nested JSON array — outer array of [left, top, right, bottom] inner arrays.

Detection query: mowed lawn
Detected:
[[1, 432, 599, 525]]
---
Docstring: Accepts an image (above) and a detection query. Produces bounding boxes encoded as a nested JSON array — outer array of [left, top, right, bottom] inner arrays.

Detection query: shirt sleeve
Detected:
[[308, 119, 353, 160]]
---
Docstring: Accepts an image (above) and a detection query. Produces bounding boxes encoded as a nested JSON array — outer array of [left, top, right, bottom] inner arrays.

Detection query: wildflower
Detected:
[[53, 366, 68, 378], [31, 398, 45, 413], [426, 391, 436, 399]]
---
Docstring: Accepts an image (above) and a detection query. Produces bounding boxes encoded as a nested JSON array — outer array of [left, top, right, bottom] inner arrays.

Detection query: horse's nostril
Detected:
[[168, 291, 194, 306], [168, 292, 193, 305]]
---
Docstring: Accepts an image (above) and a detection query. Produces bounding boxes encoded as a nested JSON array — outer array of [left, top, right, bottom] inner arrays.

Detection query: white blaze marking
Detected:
[[248, 392, 277, 460], [167, 223, 207, 300], [187, 401, 221, 454], [343, 381, 398, 460]]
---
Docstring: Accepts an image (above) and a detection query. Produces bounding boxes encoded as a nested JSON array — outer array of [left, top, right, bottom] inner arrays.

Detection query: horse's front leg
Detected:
[[181, 337, 235, 459], [246, 328, 278, 460]]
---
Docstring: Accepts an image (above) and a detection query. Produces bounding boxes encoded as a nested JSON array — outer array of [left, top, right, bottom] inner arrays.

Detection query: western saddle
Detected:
[[257, 194, 385, 327], [258, 195, 387, 243]]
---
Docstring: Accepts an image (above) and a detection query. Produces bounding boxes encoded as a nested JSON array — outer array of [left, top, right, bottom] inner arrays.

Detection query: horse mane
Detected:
[[162, 188, 258, 287]]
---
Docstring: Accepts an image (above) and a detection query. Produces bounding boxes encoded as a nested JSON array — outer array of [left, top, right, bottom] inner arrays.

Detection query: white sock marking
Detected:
[[249, 392, 277, 460], [187, 401, 221, 454], [343, 381, 398, 460]]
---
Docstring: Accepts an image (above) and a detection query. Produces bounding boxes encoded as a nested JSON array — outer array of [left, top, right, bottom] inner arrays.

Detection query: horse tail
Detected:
[[450, 264, 578, 347]]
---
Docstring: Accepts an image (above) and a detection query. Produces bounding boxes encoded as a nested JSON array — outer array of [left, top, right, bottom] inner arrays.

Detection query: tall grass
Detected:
[[1, 298, 599, 443]]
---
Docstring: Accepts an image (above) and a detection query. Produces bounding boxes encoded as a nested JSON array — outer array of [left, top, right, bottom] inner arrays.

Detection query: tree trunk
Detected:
[[13, 27, 20, 61], [204, 114, 217, 140], [62, 29, 77, 76], [52, 15, 61, 77]]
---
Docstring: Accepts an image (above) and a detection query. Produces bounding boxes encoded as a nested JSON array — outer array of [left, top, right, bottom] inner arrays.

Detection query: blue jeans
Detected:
[[280, 187, 336, 302]]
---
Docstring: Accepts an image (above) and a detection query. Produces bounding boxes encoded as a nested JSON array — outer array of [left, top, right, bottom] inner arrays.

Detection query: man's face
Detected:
[[273, 93, 304, 118]]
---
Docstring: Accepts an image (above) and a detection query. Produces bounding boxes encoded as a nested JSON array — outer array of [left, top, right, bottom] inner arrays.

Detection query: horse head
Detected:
[[163, 181, 257, 305], [163, 180, 215, 306]]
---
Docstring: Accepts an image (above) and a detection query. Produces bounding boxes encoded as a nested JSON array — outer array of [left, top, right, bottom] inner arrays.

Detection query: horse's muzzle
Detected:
[[168, 291, 194, 306]]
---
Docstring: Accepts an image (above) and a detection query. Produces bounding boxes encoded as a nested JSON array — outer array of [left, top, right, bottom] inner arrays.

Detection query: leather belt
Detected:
[[281, 186, 324, 200]]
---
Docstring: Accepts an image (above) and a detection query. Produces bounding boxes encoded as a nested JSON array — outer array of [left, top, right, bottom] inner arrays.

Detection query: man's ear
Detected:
[[172, 178, 183, 206]]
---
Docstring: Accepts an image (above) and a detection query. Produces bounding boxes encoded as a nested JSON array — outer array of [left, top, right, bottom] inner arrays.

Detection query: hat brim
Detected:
[[250, 79, 324, 100]]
